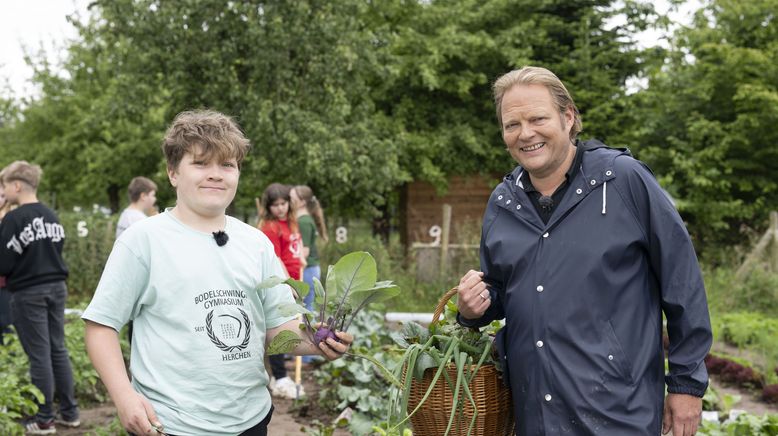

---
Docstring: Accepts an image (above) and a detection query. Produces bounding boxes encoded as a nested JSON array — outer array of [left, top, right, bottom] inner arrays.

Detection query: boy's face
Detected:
[[1, 181, 20, 205], [167, 150, 239, 219], [140, 190, 157, 210]]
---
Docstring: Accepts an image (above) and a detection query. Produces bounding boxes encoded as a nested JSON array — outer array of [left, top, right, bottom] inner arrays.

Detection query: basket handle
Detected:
[[431, 287, 459, 326]]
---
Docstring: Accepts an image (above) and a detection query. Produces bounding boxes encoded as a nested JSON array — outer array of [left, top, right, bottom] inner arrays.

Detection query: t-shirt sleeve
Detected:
[[82, 240, 149, 332], [258, 245, 297, 329], [300, 219, 315, 248]]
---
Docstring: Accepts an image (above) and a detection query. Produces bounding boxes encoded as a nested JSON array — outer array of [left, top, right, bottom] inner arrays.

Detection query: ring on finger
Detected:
[[480, 291, 489, 301]]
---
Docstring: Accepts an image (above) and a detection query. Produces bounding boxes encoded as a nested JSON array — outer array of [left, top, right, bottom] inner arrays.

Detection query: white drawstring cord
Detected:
[[601, 181, 607, 215]]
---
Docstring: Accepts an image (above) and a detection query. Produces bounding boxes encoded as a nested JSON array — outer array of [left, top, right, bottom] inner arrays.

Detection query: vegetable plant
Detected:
[[260, 251, 400, 354], [386, 294, 509, 436]]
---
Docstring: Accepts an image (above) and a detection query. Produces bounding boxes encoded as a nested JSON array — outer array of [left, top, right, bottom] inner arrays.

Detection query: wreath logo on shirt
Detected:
[[206, 308, 251, 352]]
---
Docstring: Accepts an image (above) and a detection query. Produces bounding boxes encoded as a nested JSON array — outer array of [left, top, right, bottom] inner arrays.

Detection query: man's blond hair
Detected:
[[493, 66, 582, 140], [1, 160, 43, 190], [162, 110, 251, 171]]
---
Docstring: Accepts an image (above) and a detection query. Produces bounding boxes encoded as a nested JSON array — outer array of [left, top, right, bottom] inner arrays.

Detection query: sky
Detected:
[[0, 0, 90, 98], [0, 0, 701, 99]]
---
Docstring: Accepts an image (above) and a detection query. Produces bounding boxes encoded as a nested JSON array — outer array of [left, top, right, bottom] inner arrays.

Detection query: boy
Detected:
[[116, 176, 158, 238], [0, 161, 80, 434], [83, 110, 352, 436]]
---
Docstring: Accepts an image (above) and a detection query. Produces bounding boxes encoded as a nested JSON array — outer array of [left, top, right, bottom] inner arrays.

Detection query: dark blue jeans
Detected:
[[11, 281, 79, 422]]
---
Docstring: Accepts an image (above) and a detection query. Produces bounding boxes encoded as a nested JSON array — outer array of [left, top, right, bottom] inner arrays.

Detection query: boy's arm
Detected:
[[85, 321, 163, 435], [0, 220, 19, 276], [266, 318, 352, 360]]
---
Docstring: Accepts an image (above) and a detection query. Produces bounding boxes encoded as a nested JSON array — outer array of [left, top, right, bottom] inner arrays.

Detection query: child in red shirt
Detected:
[[258, 183, 304, 398]]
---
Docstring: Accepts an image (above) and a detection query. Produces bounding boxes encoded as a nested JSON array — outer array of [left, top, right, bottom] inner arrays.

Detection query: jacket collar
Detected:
[[498, 139, 631, 230]]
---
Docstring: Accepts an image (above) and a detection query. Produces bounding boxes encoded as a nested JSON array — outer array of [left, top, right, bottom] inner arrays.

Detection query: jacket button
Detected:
[[506, 199, 511, 205], [608, 355, 614, 361], [606, 170, 613, 176], [536, 285, 544, 292], [516, 205, 522, 210], [576, 188, 582, 194], [498, 195, 503, 200], [544, 394, 552, 402], [590, 179, 596, 185], [536, 340, 544, 348], [542, 232, 549, 238]]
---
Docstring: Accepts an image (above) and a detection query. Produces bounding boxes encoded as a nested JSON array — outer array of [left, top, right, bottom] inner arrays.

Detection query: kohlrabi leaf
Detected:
[[412, 351, 441, 380], [327, 251, 377, 299], [256, 276, 286, 290], [284, 278, 310, 301], [267, 330, 302, 355], [402, 321, 429, 344], [277, 302, 316, 317], [313, 276, 326, 305], [390, 331, 409, 348], [348, 282, 399, 312]]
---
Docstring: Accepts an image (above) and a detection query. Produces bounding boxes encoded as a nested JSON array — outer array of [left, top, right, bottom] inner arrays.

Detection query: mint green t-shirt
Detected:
[[83, 212, 295, 435]]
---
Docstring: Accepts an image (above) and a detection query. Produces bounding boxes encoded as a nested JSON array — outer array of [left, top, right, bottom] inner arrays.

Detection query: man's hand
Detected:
[[115, 390, 165, 435], [662, 393, 702, 436], [457, 270, 491, 320], [318, 330, 354, 361]]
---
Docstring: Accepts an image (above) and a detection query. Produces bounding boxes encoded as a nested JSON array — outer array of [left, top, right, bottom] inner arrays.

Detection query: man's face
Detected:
[[500, 84, 574, 179], [167, 151, 239, 219]]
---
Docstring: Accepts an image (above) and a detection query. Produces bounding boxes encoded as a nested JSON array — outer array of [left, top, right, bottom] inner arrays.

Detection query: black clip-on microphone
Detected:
[[212, 230, 229, 247], [538, 195, 554, 211]]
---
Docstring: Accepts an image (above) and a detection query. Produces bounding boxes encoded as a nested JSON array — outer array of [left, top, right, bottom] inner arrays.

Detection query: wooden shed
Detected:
[[399, 174, 498, 247]]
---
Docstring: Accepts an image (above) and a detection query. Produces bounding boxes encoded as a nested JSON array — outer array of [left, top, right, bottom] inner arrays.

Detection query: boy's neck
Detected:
[[16, 191, 39, 206], [296, 208, 309, 217], [170, 205, 226, 233], [128, 202, 147, 213]]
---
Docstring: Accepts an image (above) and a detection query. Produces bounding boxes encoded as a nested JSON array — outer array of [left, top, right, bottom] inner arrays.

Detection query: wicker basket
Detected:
[[406, 287, 515, 436]]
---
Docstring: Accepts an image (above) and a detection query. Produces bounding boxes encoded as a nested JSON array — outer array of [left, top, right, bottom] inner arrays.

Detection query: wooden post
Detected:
[[770, 211, 778, 274], [736, 211, 778, 279], [439, 204, 452, 279]]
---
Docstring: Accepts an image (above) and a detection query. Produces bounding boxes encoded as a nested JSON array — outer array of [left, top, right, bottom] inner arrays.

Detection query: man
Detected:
[[0, 161, 80, 434], [457, 67, 712, 436], [83, 110, 352, 435]]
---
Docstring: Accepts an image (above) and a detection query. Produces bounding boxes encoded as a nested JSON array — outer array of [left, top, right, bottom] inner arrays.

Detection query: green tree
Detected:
[[632, 0, 778, 256]]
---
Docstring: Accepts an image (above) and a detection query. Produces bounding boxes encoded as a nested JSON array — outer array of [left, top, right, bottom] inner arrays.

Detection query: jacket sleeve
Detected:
[[619, 157, 712, 397], [457, 195, 506, 328]]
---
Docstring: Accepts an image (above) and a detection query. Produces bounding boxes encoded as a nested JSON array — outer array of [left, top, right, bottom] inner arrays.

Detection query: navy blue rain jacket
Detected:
[[461, 140, 712, 435]]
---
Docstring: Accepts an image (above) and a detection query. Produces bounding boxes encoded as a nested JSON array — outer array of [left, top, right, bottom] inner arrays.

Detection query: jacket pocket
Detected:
[[604, 320, 635, 385]]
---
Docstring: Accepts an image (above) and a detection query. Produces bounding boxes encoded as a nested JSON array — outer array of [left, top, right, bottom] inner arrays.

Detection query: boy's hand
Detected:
[[115, 390, 164, 435], [319, 330, 353, 361]]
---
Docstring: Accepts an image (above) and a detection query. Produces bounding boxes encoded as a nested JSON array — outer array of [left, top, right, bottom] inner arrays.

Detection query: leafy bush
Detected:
[[0, 312, 123, 435], [0, 334, 43, 436], [699, 412, 778, 435], [715, 312, 778, 384], [705, 267, 778, 316], [58, 210, 116, 302], [311, 310, 401, 435]]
